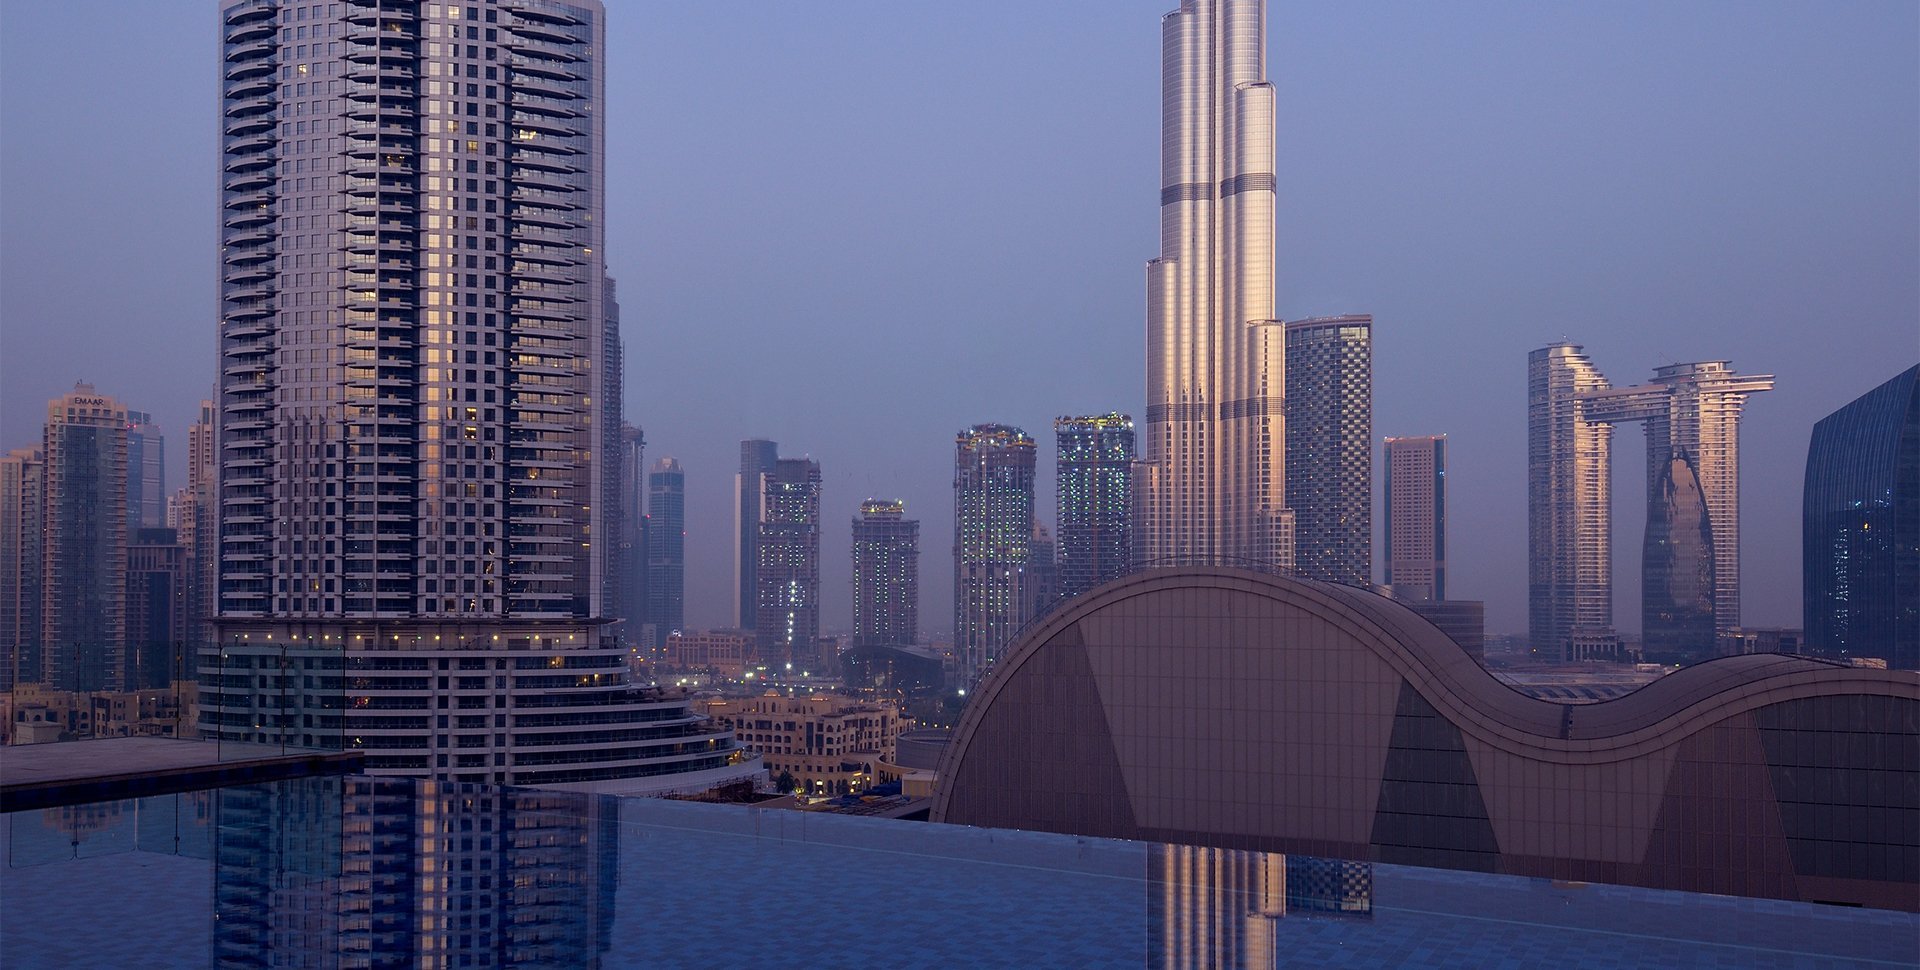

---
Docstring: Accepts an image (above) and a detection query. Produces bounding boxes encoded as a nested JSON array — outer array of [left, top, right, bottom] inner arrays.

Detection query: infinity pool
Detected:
[[3, 775, 1914, 968]]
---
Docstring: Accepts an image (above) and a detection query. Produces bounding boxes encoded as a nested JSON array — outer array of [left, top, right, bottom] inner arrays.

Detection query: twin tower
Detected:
[[1529, 345, 1774, 661]]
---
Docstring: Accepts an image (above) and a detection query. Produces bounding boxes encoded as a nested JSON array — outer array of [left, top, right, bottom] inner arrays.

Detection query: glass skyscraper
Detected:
[[735, 439, 779, 630], [1803, 363, 1918, 670], [205, 0, 754, 792], [1055, 413, 1134, 598], [124, 411, 166, 532], [1285, 316, 1373, 586], [851, 499, 919, 648], [42, 384, 130, 691], [755, 457, 822, 669], [1140, 0, 1294, 570], [645, 457, 685, 645], [954, 424, 1035, 683], [1529, 346, 1773, 662]]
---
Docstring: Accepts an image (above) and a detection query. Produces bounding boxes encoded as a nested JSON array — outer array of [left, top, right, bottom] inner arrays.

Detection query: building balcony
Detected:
[[343, 0, 417, 25], [224, 113, 275, 138], [345, 102, 416, 123], [225, 150, 276, 175], [224, 74, 275, 101], [344, 45, 416, 67], [509, 266, 578, 286], [509, 208, 574, 231], [224, 188, 276, 211], [344, 25, 418, 48], [225, 264, 274, 286], [508, 92, 582, 119], [224, 93, 277, 120], [344, 62, 416, 84], [224, 228, 277, 251], [223, 18, 276, 44], [225, 169, 274, 193], [225, 132, 278, 156], [225, 40, 275, 64], [507, 243, 581, 267], [223, 0, 276, 27], [507, 170, 576, 194], [223, 56, 277, 82], [505, 71, 577, 101]]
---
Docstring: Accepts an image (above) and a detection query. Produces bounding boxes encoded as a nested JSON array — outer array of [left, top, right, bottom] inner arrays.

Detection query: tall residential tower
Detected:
[[851, 499, 919, 648], [1285, 315, 1372, 585], [735, 439, 780, 630], [1055, 413, 1135, 597], [755, 457, 822, 669], [954, 424, 1036, 683], [42, 384, 130, 691], [1383, 435, 1445, 602], [205, 0, 754, 792], [645, 457, 686, 645], [1528, 344, 1615, 656], [1140, 0, 1293, 569]]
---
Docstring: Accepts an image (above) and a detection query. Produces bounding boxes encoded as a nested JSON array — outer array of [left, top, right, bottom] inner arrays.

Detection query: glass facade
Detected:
[[1803, 364, 1919, 670], [645, 457, 685, 645], [1528, 348, 1773, 661], [851, 499, 919, 648], [754, 458, 821, 669], [1286, 317, 1373, 586], [734, 439, 779, 630], [1141, 0, 1294, 570], [1528, 343, 1613, 656], [1055, 413, 1134, 599], [953, 424, 1036, 683], [41, 386, 130, 692]]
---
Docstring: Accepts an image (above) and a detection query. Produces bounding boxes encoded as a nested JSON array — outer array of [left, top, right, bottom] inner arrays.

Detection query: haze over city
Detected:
[[1, 0, 1914, 636]]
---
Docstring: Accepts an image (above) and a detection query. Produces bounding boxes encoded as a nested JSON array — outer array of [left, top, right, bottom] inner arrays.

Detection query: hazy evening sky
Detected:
[[2, 2, 1915, 638]]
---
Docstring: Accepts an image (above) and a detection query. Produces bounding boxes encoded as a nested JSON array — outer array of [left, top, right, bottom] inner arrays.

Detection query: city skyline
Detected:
[[1, 2, 1914, 637]]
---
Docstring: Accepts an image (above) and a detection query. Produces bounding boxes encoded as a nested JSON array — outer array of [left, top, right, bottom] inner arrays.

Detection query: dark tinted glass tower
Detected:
[[1056, 413, 1135, 598], [1285, 316, 1373, 585], [127, 527, 188, 689], [645, 458, 685, 645], [755, 458, 822, 669], [954, 424, 1035, 683], [43, 384, 129, 691], [618, 424, 646, 643], [124, 411, 165, 531], [851, 499, 919, 648], [735, 439, 779, 629], [1804, 364, 1919, 669]]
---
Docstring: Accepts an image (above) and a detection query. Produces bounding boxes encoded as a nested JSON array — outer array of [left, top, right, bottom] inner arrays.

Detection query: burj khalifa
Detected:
[[1139, 0, 1294, 568]]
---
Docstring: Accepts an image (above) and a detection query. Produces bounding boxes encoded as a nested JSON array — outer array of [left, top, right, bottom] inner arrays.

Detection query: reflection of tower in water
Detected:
[[212, 777, 617, 968], [1149, 845, 1371, 969]]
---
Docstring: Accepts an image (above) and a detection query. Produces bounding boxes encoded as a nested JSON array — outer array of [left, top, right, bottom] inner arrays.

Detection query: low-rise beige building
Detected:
[[703, 691, 908, 796], [664, 630, 752, 678], [2, 684, 197, 745]]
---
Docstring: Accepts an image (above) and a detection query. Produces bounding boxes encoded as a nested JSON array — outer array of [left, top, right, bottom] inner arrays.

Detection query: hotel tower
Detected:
[[206, 0, 755, 793], [1140, 0, 1294, 569]]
